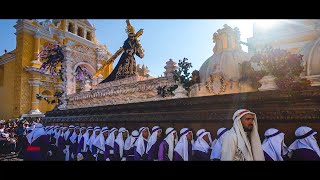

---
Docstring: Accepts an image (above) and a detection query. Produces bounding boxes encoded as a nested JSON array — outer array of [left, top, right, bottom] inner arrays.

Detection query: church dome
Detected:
[[300, 36, 320, 76], [199, 24, 250, 84]]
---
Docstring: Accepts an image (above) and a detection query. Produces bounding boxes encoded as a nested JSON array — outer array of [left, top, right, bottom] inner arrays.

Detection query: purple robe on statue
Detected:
[[174, 143, 192, 161], [192, 149, 211, 161], [24, 135, 49, 161], [290, 148, 320, 161], [148, 139, 162, 161], [134, 140, 148, 161], [158, 140, 170, 161]]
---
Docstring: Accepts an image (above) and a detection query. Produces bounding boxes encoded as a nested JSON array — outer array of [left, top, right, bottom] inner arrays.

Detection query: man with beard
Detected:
[[221, 109, 265, 161]]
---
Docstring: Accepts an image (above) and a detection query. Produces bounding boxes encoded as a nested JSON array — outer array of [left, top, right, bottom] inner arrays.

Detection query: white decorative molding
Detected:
[[0, 53, 15, 65], [67, 76, 176, 109], [28, 78, 42, 86], [304, 75, 320, 86]]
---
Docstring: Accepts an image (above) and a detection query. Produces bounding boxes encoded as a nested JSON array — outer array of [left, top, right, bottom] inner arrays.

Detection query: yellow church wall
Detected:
[[13, 32, 34, 117], [0, 60, 16, 119], [39, 86, 56, 113]]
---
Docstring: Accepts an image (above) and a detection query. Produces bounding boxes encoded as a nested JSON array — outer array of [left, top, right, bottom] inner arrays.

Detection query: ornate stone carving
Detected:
[[206, 74, 227, 95], [67, 76, 176, 109], [164, 59, 177, 78]]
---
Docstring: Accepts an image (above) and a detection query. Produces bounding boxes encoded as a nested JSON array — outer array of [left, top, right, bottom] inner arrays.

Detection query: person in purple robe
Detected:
[[146, 126, 163, 161], [47, 126, 59, 161], [77, 126, 93, 161], [88, 126, 101, 161], [192, 129, 212, 161], [68, 126, 81, 161], [158, 127, 178, 161], [24, 123, 50, 161], [105, 128, 118, 161], [210, 127, 228, 161], [174, 128, 193, 161], [92, 126, 109, 161], [262, 128, 289, 161], [124, 130, 139, 161], [63, 125, 75, 161], [114, 127, 129, 161], [55, 127, 67, 161], [288, 126, 320, 161], [134, 127, 150, 161]]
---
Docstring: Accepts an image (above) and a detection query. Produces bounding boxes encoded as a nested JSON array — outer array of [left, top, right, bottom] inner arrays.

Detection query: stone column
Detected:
[[28, 78, 42, 114], [31, 31, 42, 68]]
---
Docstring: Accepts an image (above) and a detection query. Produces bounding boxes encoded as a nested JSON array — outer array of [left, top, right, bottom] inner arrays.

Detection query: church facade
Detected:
[[0, 19, 113, 119]]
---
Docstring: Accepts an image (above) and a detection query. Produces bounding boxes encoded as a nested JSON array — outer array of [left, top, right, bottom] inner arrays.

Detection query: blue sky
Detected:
[[0, 19, 255, 77]]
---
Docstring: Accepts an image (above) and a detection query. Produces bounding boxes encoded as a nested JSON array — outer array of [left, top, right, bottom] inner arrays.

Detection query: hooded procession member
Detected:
[[105, 127, 118, 161], [288, 126, 320, 161], [158, 127, 178, 161], [24, 123, 50, 161], [77, 126, 92, 161], [221, 109, 265, 161], [63, 125, 75, 161], [146, 126, 163, 161], [193, 129, 212, 161], [210, 127, 228, 161], [114, 127, 129, 161], [124, 130, 139, 161], [174, 128, 193, 161], [134, 127, 150, 161], [87, 126, 100, 161], [262, 128, 289, 161], [92, 126, 109, 161]]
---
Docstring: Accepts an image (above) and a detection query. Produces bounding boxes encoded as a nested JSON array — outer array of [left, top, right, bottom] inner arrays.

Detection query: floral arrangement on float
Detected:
[[38, 43, 65, 80], [239, 47, 310, 91], [36, 43, 65, 108]]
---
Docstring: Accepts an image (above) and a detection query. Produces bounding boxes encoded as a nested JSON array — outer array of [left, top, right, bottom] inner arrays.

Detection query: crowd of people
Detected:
[[1, 109, 320, 161]]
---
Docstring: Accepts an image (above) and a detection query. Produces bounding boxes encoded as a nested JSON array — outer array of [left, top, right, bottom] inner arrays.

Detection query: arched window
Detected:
[[86, 31, 92, 41], [77, 27, 84, 37], [68, 23, 74, 33]]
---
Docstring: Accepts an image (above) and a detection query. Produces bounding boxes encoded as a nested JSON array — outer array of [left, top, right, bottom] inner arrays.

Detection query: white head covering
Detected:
[[124, 130, 139, 151], [26, 123, 45, 144], [93, 126, 109, 152], [63, 125, 75, 141], [115, 127, 129, 158], [69, 131, 78, 144], [288, 126, 320, 158], [210, 127, 228, 160], [87, 126, 100, 152], [81, 126, 93, 152], [193, 129, 212, 154], [78, 127, 86, 143], [135, 127, 150, 156], [174, 128, 193, 161], [146, 126, 162, 154], [230, 109, 265, 160], [262, 128, 288, 161], [106, 128, 118, 148], [164, 127, 178, 161]]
